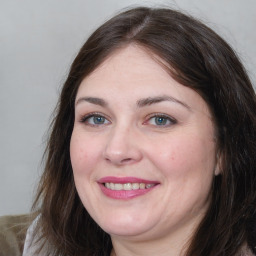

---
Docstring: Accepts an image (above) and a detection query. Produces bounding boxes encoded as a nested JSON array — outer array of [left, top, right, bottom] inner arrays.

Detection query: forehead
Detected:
[[78, 45, 177, 94], [76, 45, 210, 115], [85, 45, 170, 84]]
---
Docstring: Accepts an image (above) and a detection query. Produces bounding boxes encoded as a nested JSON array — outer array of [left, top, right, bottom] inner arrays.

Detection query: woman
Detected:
[[23, 7, 256, 256]]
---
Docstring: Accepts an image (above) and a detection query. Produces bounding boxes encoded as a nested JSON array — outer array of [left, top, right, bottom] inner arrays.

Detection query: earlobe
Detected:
[[214, 166, 221, 176], [214, 152, 222, 176]]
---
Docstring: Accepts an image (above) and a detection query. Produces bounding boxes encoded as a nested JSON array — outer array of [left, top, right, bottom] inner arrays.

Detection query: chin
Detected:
[[96, 213, 156, 237], [103, 224, 149, 237]]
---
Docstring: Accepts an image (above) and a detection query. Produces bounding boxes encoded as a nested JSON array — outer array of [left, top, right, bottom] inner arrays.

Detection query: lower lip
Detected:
[[98, 183, 157, 200]]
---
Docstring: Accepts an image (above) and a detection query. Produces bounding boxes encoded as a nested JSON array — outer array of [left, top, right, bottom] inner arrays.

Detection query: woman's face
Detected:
[[70, 45, 218, 242]]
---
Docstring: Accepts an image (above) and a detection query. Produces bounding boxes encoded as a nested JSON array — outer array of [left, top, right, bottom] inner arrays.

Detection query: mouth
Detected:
[[104, 182, 156, 190], [98, 176, 159, 199]]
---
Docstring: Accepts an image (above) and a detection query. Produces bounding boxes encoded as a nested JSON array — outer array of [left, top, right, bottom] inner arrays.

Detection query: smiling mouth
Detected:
[[104, 182, 156, 191], [98, 177, 159, 199]]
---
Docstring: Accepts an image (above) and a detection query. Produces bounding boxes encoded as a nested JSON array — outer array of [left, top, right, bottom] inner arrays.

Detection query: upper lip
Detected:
[[98, 176, 160, 184]]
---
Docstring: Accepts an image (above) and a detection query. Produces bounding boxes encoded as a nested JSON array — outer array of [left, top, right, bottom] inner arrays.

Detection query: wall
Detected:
[[0, 0, 255, 215]]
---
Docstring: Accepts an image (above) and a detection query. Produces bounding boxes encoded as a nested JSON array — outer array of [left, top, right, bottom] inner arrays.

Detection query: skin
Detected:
[[70, 45, 218, 256]]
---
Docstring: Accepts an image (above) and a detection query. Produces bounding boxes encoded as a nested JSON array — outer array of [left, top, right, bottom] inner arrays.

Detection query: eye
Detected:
[[80, 113, 110, 126], [146, 114, 177, 127]]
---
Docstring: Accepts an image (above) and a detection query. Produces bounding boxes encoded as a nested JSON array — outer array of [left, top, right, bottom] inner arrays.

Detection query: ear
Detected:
[[214, 151, 222, 176]]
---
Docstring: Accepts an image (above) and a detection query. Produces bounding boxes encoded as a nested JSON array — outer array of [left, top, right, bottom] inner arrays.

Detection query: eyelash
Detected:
[[79, 113, 177, 127], [79, 112, 110, 126], [145, 113, 177, 127]]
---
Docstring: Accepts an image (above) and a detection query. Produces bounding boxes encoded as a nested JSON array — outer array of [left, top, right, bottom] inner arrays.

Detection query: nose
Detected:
[[103, 126, 143, 166]]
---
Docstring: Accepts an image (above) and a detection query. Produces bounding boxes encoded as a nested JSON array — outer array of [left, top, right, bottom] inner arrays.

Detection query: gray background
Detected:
[[1, 0, 255, 216]]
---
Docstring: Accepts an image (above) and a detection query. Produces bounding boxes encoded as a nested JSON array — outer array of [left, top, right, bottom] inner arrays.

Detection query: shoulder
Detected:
[[22, 214, 51, 256], [0, 214, 31, 256], [237, 244, 256, 256], [22, 214, 40, 256]]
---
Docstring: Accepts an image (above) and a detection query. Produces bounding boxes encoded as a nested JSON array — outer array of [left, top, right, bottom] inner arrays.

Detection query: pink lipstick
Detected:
[[98, 176, 159, 200]]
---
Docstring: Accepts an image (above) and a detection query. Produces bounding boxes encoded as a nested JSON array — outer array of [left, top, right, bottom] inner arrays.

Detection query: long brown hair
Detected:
[[33, 7, 256, 256]]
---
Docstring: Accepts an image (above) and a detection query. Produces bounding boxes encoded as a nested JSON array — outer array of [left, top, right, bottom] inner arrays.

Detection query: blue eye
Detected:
[[80, 114, 110, 126], [148, 115, 176, 126], [92, 116, 106, 124], [154, 116, 168, 125]]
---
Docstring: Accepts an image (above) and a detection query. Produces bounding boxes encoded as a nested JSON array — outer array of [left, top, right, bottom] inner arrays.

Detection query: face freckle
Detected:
[[70, 45, 217, 243]]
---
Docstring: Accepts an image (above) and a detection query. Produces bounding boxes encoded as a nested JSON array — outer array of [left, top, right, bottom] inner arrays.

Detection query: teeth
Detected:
[[139, 183, 145, 189], [132, 183, 140, 190], [114, 183, 123, 190], [123, 183, 132, 190], [104, 182, 155, 190], [110, 183, 115, 190]]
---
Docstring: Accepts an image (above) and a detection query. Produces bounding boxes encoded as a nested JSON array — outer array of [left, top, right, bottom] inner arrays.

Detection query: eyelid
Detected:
[[144, 113, 177, 126], [79, 112, 111, 125]]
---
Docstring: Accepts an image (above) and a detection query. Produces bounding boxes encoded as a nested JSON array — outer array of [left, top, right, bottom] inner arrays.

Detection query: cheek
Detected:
[[152, 135, 216, 216], [70, 131, 100, 176], [150, 134, 216, 180]]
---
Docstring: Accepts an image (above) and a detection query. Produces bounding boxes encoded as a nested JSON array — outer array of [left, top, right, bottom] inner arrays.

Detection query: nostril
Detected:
[[121, 158, 133, 163], [105, 156, 133, 165]]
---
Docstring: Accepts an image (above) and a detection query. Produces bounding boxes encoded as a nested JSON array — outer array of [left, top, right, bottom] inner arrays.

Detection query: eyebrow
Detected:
[[75, 97, 107, 107], [75, 95, 190, 110], [137, 95, 191, 110]]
